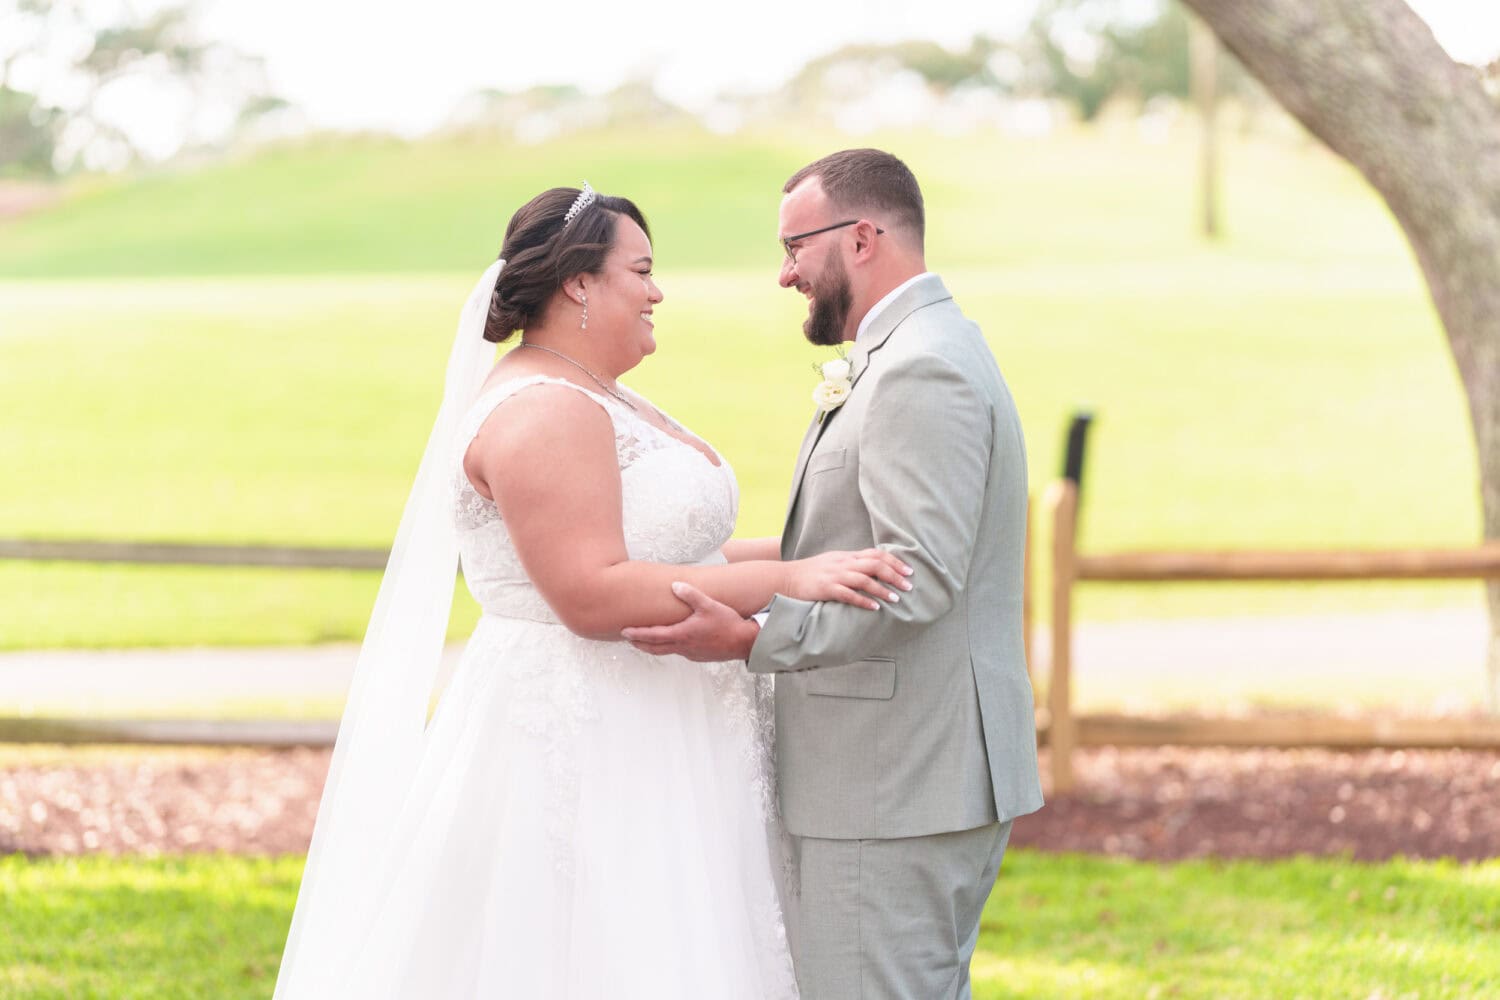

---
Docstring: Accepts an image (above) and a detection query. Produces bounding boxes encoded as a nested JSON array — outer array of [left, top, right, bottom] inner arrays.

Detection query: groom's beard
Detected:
[[802, 255, 853, 347]]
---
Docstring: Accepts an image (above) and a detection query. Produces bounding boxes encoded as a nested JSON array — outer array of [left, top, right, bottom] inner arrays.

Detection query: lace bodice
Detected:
[[451, 375, 739, 623]]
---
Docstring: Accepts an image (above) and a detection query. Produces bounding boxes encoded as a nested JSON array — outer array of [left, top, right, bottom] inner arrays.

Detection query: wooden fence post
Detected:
[[1045, 480, 1080, 792]]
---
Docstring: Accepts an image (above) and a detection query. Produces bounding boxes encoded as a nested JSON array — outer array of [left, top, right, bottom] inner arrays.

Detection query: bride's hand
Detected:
[[783, 549, 914, 610]]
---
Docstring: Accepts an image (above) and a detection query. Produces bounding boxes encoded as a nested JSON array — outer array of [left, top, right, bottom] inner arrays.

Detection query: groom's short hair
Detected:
[[784, 149, 925, 249]]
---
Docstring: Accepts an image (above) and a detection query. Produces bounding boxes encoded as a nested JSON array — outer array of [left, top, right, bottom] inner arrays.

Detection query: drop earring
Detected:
[[580, 293, 588, 331]]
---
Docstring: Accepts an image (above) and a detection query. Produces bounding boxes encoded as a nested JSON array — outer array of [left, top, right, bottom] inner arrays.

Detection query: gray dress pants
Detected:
[[787, 820, 1013, 1000]]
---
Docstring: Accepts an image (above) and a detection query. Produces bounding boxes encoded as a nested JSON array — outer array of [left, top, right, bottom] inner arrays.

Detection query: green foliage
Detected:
[[1, 852, 1495, 998], [1110, 2, 1192, 102], [790, 39, 1000, 94], [1025, 0, 1255, 120], [765, 3, 1243, 120], [0, 87, 62, 177], [1026, 1, 1125, 122], [0, 1, 269, 176], [79, 7, 210, 79]]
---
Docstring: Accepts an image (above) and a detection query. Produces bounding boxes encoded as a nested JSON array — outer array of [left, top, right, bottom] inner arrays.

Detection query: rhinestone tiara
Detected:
[[563, 181, 596, 226]]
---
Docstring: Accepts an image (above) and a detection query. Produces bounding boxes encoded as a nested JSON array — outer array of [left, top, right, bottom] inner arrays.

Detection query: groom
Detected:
[[625, 148, 1043, 998]]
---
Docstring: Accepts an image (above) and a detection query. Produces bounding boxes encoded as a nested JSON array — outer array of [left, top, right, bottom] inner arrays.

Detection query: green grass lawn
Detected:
[[975, 852, 1500, 999], [1, 850, 1494, 998], [0, 124, 1484, 647]]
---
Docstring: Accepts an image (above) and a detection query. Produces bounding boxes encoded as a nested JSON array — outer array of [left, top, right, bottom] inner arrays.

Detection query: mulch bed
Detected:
[[1, 745, 1496, 862], [1014, 747, 1500, 863], [0, 747, 327, 857]]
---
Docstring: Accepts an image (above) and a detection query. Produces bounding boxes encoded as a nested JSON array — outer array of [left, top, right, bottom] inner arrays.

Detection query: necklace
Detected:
[[516, 342, 637, 410]]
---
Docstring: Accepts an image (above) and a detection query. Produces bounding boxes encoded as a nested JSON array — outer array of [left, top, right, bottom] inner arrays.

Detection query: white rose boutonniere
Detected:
[[811, 355, 853, 420]]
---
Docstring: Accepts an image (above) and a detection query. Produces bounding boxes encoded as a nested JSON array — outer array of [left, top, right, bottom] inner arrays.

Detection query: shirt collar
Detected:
[[854, 271, 933, 346]]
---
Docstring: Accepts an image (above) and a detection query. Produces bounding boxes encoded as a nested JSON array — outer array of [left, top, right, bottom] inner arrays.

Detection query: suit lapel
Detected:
[[779, 275, 955, 542], [848, 273, 952, 387], [783, 413, 826, 525]]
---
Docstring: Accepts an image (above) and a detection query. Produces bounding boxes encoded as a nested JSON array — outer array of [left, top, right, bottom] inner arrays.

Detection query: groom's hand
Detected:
[[622, 582, 760, 662]]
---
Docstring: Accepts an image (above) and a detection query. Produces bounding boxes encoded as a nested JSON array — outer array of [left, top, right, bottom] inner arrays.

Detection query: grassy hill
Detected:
[[0, 129, 811, 277], [0, 123, 1482, 649], [0, 124, 1412, 278]]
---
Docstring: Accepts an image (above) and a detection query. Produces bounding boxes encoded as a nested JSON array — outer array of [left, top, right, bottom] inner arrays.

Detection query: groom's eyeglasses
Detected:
[[781, 220, 884, 264]]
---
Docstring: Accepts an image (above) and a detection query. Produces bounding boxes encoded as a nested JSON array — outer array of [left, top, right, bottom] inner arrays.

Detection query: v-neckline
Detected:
[[612, 387, 723, 469], [625, 406, 723, 469]]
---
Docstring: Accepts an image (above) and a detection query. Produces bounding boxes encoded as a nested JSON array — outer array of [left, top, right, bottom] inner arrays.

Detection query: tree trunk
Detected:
[[1178, 0, 1500, 709], [1189, 15, 1221, 239]]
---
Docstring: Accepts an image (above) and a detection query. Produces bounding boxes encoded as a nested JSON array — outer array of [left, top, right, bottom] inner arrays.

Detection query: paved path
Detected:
[[0, 607, 1489, 716], [1047, 606, 1489, 712], [0, 644, 465, 716]]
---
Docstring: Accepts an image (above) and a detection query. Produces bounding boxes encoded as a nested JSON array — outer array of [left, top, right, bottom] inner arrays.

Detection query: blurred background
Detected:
[[6, 4, 1500, 999], [1, 0, 1496, 712]]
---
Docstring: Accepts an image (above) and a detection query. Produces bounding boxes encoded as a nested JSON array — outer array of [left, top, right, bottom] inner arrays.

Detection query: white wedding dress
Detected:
[[292, 374, 798, 999]]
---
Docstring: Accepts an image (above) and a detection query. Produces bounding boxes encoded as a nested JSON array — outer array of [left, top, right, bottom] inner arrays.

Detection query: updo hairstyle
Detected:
[[484, 187, 652, 343]]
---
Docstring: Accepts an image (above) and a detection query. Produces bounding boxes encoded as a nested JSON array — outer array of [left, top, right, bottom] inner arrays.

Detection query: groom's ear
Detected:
[[851, 219, 882, 260]]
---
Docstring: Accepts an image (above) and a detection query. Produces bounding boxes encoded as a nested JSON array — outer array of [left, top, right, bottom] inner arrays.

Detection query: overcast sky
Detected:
[[197, 0, 1500, 137]]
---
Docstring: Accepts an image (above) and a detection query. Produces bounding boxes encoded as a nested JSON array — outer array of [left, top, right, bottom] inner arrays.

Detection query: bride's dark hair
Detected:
[[484, 187, 652, 343]]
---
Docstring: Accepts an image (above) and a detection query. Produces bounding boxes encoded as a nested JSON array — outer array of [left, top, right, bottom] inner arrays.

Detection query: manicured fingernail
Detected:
[[869, 600, 880, 610], [901, 564, 914, 575], [671, 581, 687, 597], [899, 579, 913, 591], [888, 592, 900, 603]]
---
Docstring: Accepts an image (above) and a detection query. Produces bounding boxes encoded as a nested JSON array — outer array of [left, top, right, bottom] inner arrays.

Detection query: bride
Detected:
[[273, 185, 912, 999]]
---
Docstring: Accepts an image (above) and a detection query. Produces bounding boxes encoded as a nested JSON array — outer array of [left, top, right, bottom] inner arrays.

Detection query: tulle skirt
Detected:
[[294, 614, 798, 999]]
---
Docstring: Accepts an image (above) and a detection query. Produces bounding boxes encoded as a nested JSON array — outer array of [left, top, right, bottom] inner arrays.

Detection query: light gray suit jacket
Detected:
[[748, 274, 1044, 841]]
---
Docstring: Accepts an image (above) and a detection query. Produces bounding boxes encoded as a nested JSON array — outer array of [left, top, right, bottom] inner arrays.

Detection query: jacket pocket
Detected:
[[806, 657, 896, 700], [807, 448, 846, 475]]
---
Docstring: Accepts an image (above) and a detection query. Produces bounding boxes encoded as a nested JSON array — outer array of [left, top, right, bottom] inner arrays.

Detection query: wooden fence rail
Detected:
[[0, 538, 387, 746], [1043, 478, 1500, 791], [7, 493, 1500, 767], [0, 538, 388, 570], [0, 717, 338, 747], [1076, 546, 1500, 582], [1066, 713, 1500, 750]]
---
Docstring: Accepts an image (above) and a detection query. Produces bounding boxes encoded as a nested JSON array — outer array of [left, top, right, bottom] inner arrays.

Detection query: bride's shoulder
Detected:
[[465, 379, 621, 496], [469, 376, 618, 456], [475, 373, 615, 417]]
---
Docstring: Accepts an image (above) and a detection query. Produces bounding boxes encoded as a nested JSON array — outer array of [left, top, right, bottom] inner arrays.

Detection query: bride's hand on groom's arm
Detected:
[[622, 551, 912, 661], [781, 549, 913, 610]]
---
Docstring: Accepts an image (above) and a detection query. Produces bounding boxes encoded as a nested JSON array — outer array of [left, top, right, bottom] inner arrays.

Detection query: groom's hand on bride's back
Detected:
[[623, 582, 759, 662]]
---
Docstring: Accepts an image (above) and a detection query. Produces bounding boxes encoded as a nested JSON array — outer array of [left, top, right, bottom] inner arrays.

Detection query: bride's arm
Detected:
[[469, 386, 906, 640], [721, 537, 781, 562]]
